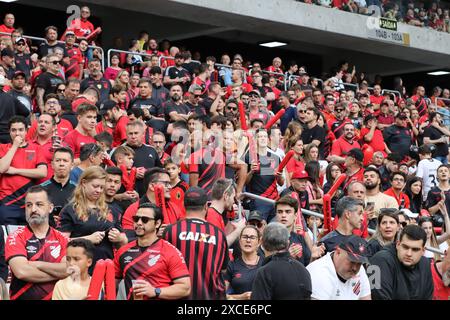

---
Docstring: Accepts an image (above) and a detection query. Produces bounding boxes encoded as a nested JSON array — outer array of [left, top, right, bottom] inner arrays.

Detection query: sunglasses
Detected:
[[132, 215, 156, 224], [400, 221, 408, 228], [57, 89, 65, 93], [16, 42, 26, 46], [50, 60, 61, 65], [298, 110, 306, 113], [336, 109, 344, 112], [193, 94, 202, 98], [227, 106, 238, 111]]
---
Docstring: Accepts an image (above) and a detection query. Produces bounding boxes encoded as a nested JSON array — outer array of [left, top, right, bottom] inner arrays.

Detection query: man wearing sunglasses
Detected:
[[115, 202, 191, 300], [13, 37, 32, 79], [35, 53, 64, 113], [329, 101, 352, 139], [186, 84, 206, 116]]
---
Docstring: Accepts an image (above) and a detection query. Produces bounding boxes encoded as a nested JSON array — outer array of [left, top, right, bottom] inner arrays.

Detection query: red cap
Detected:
[[291, 170, 309, 180]]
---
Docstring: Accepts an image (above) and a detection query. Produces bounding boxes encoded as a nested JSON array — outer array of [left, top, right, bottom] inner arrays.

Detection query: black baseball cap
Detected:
[[184, 187, 208, 208], [347, 148, 364, 162], [247, 210, 263, 222], [338, 236, 369, 264], [12, 70, 26, 79], [387, 152, 402, 163], [363, 114, 376, 124], [99, 100, 117, 115], [1, 48, 14, 58], [395, 112, 408, 119]]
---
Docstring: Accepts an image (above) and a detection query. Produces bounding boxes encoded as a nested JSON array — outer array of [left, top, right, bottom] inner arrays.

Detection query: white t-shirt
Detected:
[[306, 252, 371, 300], [416, 158, 442, 201]]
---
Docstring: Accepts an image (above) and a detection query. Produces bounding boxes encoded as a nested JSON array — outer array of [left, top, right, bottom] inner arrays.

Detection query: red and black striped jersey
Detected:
[[5, 226, 68, 300], [162, 218, 229, 300], [114, 239, 190, 300], [188, 147, 226, 197]]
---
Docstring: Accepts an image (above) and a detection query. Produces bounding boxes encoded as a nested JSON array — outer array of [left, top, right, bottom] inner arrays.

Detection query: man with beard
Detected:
[[328, 102, 352, 139], [151, 131, 169, 163], [163, 53, 191, 92], [38, 26, 68, 59], [370, 225, 433, 300], [363, 167, 398, 229], [9, 70, 32, 112], [62, 104, 97, 161], [379, 153, 402, 191], [328, 123, 360, 165], [80, 59, 111, 104], [164, 84, 191, 122], [102, 102, 128, 148], [302, 107, 326, 159], [432, 248, 450, 299], [5, 186, 68, 300], [41, 147, 76, 228], [320, 196, 365, 253], [115, 202, 191, 300]]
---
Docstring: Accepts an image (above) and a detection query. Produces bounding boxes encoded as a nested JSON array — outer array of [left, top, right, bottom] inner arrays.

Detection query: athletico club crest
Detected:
[[25, 150, 35, 161]]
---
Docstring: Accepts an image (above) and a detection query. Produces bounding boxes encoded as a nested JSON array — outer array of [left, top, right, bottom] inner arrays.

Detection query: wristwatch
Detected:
[[154, 288, 161, 298]]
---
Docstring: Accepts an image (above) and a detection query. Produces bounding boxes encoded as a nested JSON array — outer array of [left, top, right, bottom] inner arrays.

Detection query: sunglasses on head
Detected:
[[132, 215, 156, 224]]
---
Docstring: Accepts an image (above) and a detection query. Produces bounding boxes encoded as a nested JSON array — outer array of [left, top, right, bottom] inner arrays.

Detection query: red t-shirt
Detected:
[[360, 127, 385, 153], [330, 137, 361, 157], [67, 18, 94, 38], [96, 121, 114, 136], [71, 96, 91, 112], [0, 24, 14, 34], [62, 129, 96, 159], [377, 114, 394, 126], [206, 207, 226, 232], [29, 138, 53, 184], [343, 168, 364, 194], [65, 46, 84, 79], [431, 261, 450, 300], [286, 156, 305, 175], [0, 143, 47, 207], [384, 188, 410, 209], [6, 226, 68, 300], [112, 116, 129, 148], [226, 83, 253, 98], [114, 239, 189, 300], [370, 95, 384, 105]]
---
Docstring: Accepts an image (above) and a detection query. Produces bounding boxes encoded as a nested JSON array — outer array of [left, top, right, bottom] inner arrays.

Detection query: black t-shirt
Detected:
[[38, 42, 68, 59], [185, 102, 206, 116], [280, 188, 310, 211], [182, 61, 201, 76], [423, 125, 449, 157], [80, 77, 112, 103], [224, 257, 264, 294], [320, 229, 350, 253], [164, 66, 191, 92], [58, 203, 123, 267], [199, 96, 214, 115], [301, 125, 327, 159], [0, 91, 30, 142], [9, 90, 32, 113], [383, 125, 412, 160], [151, 84, 170, 106], [0, 226, 7, 281], [425, 187, 450, 217], [164, 100, 190, 121], [243, 149, 280, 199], [14, 53, 32, 78], [36, 72, 65, 97], [40, 178, 77, 228]]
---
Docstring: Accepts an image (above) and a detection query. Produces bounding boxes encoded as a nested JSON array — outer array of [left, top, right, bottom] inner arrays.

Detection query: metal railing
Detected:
[[241, 191, 445, 256], [1, 32, 105, 71], [107, 48, 154, 74], [156, 55, 201, 69]]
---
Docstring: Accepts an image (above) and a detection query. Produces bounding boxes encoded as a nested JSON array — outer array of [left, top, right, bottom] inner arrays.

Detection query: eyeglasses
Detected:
[[132, 215, 156, 224], [50, 60, 61, 65], [153, 180, 171, 187], [241, 235, 258, 241]]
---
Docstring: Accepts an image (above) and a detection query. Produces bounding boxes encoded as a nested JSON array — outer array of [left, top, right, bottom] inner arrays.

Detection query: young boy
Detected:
[[164, 158, 189, 208], [52, 239, 95, 300], [113, 146, 139, 205]]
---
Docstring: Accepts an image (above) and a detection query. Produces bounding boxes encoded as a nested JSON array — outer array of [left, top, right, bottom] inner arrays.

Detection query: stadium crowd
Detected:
[[0, 6, 449, 301], [296, 0, 450, 33]]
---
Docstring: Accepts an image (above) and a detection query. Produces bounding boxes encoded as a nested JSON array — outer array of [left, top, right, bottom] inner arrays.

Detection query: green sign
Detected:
[[379, 18, 397, 31]]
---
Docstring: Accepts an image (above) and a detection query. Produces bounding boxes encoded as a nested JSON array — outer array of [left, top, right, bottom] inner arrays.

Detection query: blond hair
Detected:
[[71, 166, 109, 222]]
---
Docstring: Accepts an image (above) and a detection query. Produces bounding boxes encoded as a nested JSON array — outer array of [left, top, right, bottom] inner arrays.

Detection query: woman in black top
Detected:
[[323, 162, 343, 217], [224, 225, 264, 300], [404, 176, 424, 214], [367, 209, 400, 256], [59, 166, 128, 269]]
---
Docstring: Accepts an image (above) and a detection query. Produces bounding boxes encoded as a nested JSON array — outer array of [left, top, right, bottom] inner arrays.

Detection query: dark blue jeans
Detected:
[[0, 205, 26, 226]]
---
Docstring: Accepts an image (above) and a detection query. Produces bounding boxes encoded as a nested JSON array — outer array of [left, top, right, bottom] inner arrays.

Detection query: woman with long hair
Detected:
[[59, 167, 127, 268], [304, 143, 328, 183], [285, 137, 305, 186], [367, 209, 400, 256], [419, 206, 450, 261], [282, 121, 302, 152], [304, 160, 324, 211], [224, 225, 263, 300], [404, 176, 424, 214]]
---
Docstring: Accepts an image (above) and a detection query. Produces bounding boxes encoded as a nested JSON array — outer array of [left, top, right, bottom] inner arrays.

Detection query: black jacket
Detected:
[[369, 243, 433, 300], [251, 251, 311, 300], [0, 227, 7, 281]]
